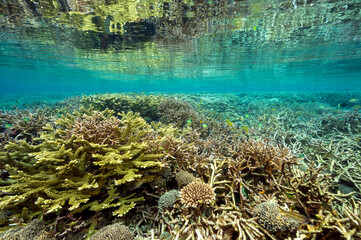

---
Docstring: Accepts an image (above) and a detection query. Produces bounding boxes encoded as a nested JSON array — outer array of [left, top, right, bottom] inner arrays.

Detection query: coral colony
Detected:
[[0, 92, 361, 239]]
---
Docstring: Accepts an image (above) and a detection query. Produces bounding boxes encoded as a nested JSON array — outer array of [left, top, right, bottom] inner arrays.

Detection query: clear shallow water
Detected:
[[0, 0, 361, 94]]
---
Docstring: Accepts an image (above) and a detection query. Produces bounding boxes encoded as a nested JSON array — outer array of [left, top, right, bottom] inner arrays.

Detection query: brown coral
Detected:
[[253, 200, 298, 232], [66, 111, 122, 146], [0, 219, 50, 240], [175, 170, 196, 187], [229, 139, 297, 179], [90, 223, 134, 240], [180, 181, 215, 207], [158, 98, 197, 127]]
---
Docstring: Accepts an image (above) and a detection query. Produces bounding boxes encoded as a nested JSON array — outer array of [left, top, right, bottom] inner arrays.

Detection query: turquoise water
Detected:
[[0, 0, 360, 95]]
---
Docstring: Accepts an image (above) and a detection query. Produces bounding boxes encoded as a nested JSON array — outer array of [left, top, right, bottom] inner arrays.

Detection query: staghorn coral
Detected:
[[0, 108, 53, 150], [286, 163, 337, 217], [158, 190, 179, 210], [229, 138, 298, 183], [0, 109, 165, 227], [90, 223, 134, 240], [158, 98, 198, 128], [180, 181, 215, 208], [253, 200, 299, 232], [66, 111, 122, 146], [175, 170, 196, 187], [320, 110, 361, 135]]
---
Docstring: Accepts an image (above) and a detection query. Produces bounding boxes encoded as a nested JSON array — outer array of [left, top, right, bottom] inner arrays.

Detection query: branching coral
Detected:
[[80, 93, 164, 121], [0, 108, 52, 149], [320, 110, 361, 135], [0, 109, 165, 226], [230, 139, 298, 178], [158, 98, 198, 128], [66, 111, 122, 146], [286, 163, 338, 217]]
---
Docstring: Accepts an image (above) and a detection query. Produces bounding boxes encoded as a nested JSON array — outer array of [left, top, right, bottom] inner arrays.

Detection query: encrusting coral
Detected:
[[89, 223, 134, 240], [0, 108, 165, 227], [175, 170, 196, 187], [252, 200, 299, 232], [0, 219, 50, 240], [158, 189, 179, 210]]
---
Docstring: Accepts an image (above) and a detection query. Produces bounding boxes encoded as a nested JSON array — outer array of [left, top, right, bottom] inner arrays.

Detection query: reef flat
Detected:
[[0, 92, 361, 240]]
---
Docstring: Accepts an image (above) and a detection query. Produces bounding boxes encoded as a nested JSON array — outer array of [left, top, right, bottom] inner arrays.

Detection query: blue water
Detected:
[[0, 0, 361, 95]]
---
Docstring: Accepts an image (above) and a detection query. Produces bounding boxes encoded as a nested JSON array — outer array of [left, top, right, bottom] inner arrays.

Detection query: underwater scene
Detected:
[[1, 0, 361, 239]]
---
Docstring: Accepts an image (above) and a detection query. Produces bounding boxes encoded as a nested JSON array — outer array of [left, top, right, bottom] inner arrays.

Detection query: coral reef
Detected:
[[90, 223, 134, 240], [1, 92, 361, 240], [180, 181, 215, 208]]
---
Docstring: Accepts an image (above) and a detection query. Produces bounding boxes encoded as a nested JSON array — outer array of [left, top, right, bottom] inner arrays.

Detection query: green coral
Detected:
[[0, 109, 164, 222]]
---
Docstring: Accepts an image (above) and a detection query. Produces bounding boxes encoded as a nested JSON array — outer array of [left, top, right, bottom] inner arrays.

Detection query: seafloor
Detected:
[[0, 92, 361, 240]]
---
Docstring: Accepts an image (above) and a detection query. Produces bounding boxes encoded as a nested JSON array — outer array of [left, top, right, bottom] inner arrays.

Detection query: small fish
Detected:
[[202, 124, 208, 128], [23, 118, 30, 122], [200, 120, 203, 123], [241, 185, 249, 198], [352, 105, 361, 109], [4, 123, 12, 129], [56, 113, 62, 117], [299, 154, 305, 158], [349, 98, 359, 103], [186, 119, 192, 124], [278, 208, 309, 225], [258, 123, 263, 127], [225, 118, 233, 126], [245, 114, 249, 118], [272, 108, 276, 111], [241, 125, 249, 133], [338, 102, 347, 108], [299, 116, 307, 122]]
